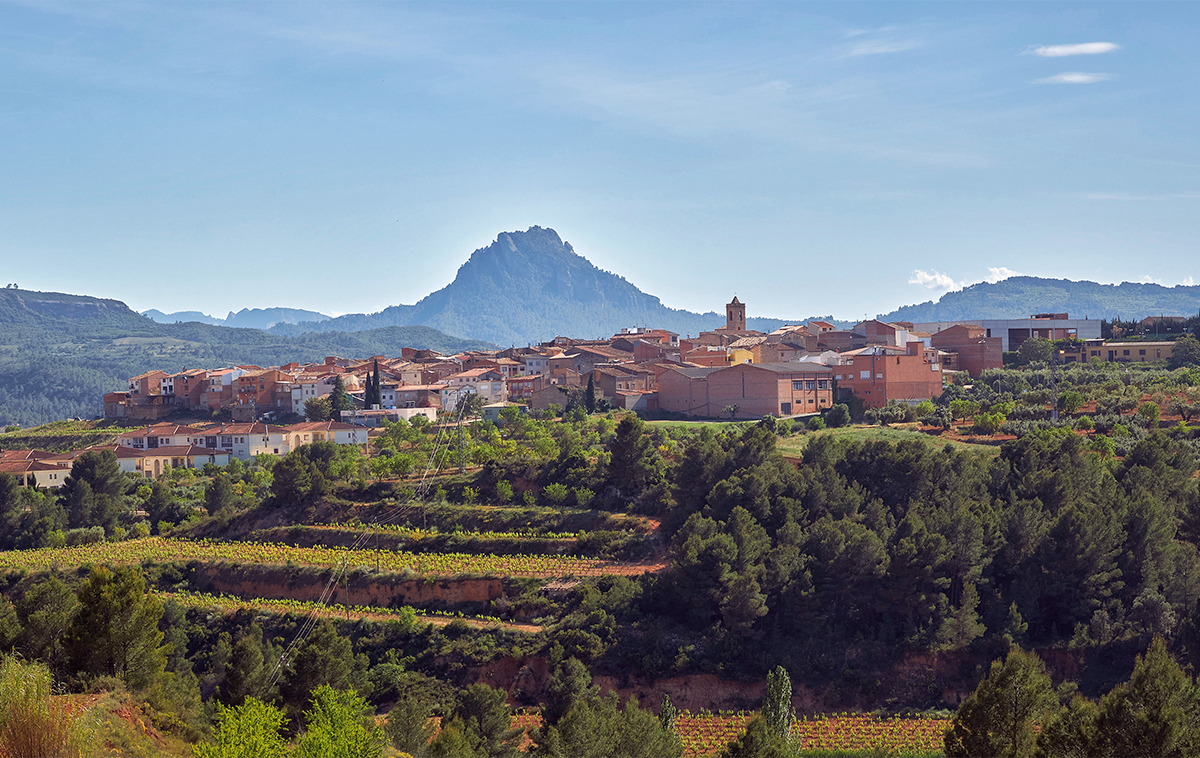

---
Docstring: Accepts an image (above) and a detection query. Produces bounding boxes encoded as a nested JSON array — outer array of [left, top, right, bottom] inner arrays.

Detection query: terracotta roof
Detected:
[[116, 424, 206, 439], [136, 445, 229, 457], [284, 421, 360, 432], [0, 460, 62, 474], [0, 449, 56, 461]]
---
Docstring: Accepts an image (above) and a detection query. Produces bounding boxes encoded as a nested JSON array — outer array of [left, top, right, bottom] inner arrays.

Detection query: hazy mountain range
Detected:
[[879, 277, 1200, 323], [142, 307, 332, 330]]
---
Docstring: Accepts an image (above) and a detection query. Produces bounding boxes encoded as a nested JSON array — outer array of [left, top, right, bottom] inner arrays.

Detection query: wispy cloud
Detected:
[[1035, 72, 1112, 84], [1182, 277, 1196, 287], [1085, 192, 1200, 201], [1029, 42, 1119, 57], [986, 267, 1021, 283], [1138, 275, 1162, 284], [844, 38, 922, 57], [910, 270, 961, 290]]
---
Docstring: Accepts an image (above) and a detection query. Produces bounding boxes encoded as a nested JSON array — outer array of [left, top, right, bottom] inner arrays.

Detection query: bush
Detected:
[[824, 404, 851, 428], [806, 416, 826, 431]]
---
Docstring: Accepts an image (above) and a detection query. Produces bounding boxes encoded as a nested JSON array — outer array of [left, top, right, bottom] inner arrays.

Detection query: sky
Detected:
[[1, 1, 1197, 323]]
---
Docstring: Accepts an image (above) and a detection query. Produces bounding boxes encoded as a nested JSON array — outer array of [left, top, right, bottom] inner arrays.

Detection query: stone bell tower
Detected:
[[725, 296, 746, 332]]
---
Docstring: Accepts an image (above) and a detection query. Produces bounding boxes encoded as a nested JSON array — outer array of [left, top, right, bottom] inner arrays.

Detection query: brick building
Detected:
[[834, 342, 944, 409], [658, 363, 834, 419], [931, 325, 1003, 377]]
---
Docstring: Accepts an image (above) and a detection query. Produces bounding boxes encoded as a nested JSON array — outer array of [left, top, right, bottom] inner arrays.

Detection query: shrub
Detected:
[[806, 416, 826, 431], [1137, 402, 1162, 427], [824, 404, 851, 428]]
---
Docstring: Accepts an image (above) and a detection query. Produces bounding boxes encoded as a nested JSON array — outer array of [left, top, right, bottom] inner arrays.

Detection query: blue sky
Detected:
[[1, 1, 1197, 323]]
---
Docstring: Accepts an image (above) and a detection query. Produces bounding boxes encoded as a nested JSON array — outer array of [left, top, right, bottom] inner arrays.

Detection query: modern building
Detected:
[[911, 314, 1101, 353]]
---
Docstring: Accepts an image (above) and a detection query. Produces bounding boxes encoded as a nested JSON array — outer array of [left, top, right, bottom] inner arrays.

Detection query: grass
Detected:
[[646, 419, 756, 430], [777, 424, 1000, 459]]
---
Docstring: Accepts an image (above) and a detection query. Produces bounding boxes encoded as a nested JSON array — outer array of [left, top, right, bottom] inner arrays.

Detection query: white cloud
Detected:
[[910, 270, 962, 290], [1035, 72, 1113, 84], [985, 267, 1021, 283], [1138, 275, 1162, 284], [844, 39, 922, 57], [1182, 277, 1196, 287], [1030, 42, 1119, 57]]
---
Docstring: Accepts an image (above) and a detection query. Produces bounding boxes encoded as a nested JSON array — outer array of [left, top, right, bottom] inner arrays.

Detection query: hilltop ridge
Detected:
[[879, 276, 1200, 323], [269, 227, 794, 344]]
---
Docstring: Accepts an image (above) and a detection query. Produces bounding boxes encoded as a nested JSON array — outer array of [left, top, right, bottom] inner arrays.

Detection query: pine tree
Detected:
[[543, 656, 599, 725], [944, 648, 1056, 758], [64, 566, 171, 691]]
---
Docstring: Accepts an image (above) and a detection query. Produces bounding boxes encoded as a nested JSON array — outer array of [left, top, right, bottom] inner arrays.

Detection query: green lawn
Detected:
[[777, 424, 1001, 458]]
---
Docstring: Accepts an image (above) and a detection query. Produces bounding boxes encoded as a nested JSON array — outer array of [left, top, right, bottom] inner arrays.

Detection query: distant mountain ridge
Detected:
[[270, 226, 801, 344], [143, 306, 332, 329], [0, 288, 493, 427], [878, 277, 1200, 323]]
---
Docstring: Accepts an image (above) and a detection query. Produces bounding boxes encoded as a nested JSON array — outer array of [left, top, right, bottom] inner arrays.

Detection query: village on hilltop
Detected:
[[4, 296, 1188, 489]]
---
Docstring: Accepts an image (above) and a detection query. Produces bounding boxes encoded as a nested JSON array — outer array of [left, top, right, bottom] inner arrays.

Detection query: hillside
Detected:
[[0, 288, 493, 427], [879, 276, 1200, 323], [269, 227, 798, 344], [143, 306, 332, 329]]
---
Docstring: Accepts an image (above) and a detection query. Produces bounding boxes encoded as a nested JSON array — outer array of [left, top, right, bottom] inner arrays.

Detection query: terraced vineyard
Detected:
[[157, 590, 542, 633], [675, 712, 949, 756], [0, 537, 609, 578]]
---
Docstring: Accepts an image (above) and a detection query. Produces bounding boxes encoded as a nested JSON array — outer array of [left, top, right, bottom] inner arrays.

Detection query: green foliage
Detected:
[[825, 403, 851, 428], [64, 566, 170, 692], [221, 624, 267, 707], [1171, 333, 1200, 369], [1137, 401, 1161, 426], [761, 665, 795, 742], [280, 620, 369, 723], [544, 655, 599, 725], [295, 685, 385, 758], [59, 449, 128, 535], [194, 697, 289, 758], [1018, 337, 1054, 365], [721, 715, 790, 758], [304, 396, 333, 422], [385, 696, 437, 758], [436, 683, 522, 758], [945, 648, 1056, 758], [0, 599, 20, 651], [17, 577, 77, 669], [536, 693, 683, 758]]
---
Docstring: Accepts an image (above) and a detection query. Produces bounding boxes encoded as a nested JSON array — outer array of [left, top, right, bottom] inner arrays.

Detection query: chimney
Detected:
[[907, 341, 921, 356]]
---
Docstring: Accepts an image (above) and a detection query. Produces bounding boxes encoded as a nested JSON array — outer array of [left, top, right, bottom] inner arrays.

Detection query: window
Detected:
[[818, 380, 829, 389], [1139, 349, 1146, 356], [860, 371, 870, 380], [1124, 350, 1130, 356], [876, 373, 883, 379], [805, 380, 816, 390], [792, 380, 803, 390]]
